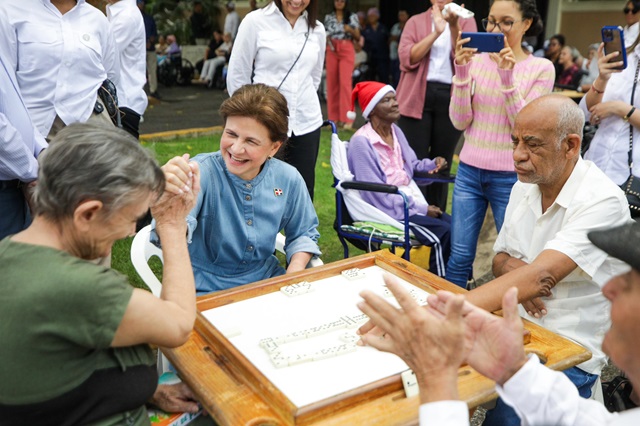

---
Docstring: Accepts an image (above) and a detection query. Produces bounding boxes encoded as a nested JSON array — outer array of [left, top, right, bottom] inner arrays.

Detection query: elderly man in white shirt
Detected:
[[358, 94, 633, 425], [358, 218, 640, 425], [0, 44, 48, 240], [0, 0, 119, 139], [106, 0, 148, 139]]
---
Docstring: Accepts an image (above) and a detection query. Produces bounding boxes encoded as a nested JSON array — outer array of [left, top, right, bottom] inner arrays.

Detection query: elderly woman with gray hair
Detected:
[[0, 123, 201, 425]]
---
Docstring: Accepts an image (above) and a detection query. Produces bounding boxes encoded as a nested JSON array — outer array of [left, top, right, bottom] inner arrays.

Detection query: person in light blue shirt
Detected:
[[157, 84, 321, 294], [0, 17, 48, 239]]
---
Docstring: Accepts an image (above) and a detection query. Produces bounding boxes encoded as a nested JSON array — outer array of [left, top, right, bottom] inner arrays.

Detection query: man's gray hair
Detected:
[[33, 123, 165, 220], [556, 100, 584, 148]]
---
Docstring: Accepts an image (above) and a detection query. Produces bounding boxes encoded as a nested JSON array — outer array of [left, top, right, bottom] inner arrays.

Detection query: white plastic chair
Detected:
[[130, 224, 163, 297]]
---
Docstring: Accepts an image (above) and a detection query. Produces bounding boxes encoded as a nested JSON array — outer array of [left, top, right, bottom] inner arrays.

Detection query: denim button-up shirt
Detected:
[[186, 152, 321, 294]]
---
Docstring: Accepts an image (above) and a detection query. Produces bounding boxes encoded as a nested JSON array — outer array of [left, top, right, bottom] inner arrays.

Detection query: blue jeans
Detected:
[[483, 366, 598, 426], [445, 162, 517, 287]]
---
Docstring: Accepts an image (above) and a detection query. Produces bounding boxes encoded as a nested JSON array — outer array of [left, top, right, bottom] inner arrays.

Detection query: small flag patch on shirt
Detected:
[[274, 188, 283, 196]]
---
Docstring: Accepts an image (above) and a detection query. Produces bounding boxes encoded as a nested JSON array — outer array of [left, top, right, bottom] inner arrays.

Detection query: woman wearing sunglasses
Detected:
[[624, 0, 640, 48]]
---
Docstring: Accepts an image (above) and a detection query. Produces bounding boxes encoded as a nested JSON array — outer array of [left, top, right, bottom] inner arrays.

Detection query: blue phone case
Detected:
[[461, 32, 504, 53], [602, 26, 628, 70]]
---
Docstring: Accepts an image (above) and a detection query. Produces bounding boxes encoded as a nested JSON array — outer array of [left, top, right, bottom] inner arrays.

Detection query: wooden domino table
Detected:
[[163, 251, 592, 425]]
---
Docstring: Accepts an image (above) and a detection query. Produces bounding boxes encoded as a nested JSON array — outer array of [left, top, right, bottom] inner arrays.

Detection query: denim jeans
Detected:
[[445, 162, 517, 287], [483, 366, 598, 426]]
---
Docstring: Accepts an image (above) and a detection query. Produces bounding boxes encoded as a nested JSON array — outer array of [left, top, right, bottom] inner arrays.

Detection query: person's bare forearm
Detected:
[[155, 221, 196, 338], [286, 252, 313, 273], [493, 252, 528, 278], [409, 32, 440, 65], [418, 369, 459, 404], [467, 263, 557, 312]]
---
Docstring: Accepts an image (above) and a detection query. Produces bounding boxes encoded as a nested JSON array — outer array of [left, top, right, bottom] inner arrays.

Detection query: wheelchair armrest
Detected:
[[341, 180, 399, 194]]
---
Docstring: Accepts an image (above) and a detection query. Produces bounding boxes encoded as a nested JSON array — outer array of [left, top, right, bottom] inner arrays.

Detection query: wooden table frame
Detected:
[[164, 251, 591, 425]]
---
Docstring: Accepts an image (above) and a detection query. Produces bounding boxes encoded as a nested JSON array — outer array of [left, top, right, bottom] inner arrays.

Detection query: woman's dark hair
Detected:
[[220, 83, 290, 145], [494, 0, 544, 37], [627, 2, 640, 52], [274, 0, 319, 29], [550, 34, 566, 46], [629, 0, 640, 12], [333, 0, 353, 26]]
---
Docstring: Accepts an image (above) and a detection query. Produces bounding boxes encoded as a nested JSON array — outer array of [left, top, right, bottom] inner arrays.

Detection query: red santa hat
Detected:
[[347, 82, 395, 121]]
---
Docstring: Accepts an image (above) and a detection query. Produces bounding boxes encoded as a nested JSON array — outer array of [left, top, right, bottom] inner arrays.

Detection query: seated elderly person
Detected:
[[200, 32, 233, 88], [358, 94, 632, 426], [346, 81, 451, 276], [0, 123, 200, 425], [358, 220, 640, 425], [157, 84, 321, 294], [555, 45, 582, 90]]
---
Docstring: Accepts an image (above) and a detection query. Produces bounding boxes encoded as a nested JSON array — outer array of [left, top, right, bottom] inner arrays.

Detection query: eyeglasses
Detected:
[[481, 18, 522, 33], [623, 7, 640, 14]]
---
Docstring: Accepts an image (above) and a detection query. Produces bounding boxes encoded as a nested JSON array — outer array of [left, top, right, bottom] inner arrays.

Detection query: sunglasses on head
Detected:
[[624, 6, 640, 14]]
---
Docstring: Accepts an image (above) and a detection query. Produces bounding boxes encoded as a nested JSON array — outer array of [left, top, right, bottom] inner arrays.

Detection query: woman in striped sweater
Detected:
[[445, 0, 554, 288]]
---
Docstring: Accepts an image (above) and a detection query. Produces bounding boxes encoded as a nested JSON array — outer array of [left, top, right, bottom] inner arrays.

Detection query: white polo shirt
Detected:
[[107, 0, 148, 115], [227, 1, 326, 136], [494, 158, 632, 375], [0, 0, 119, 136]]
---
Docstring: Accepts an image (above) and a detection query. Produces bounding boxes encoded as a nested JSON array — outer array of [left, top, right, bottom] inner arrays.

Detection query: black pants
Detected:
[[276, 127, 321, 200], [0, 183, 29, 240], [120, 107, 141, 139], [407, 212, 451, 277], [398, 82, 462, 210]]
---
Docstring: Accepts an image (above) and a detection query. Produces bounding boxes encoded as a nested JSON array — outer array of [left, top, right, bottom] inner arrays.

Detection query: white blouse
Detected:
[[227, 2, 326, 136], [581, 47, 640, 186]]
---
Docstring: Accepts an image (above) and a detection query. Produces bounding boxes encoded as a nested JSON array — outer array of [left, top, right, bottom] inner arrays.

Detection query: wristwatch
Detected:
[[624, 106, 636, 122]]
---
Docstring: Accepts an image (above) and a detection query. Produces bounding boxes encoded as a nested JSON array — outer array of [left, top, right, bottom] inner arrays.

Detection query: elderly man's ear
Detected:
[[565, 133, 582, 158]]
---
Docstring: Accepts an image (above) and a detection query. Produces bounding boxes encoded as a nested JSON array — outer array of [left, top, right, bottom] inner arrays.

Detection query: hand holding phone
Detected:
[[461, 32, 504, 53], [602, 26, 627, 71]]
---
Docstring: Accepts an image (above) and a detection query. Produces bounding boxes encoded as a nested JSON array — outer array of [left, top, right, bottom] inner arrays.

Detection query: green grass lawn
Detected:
[[111, 128, 456, 289]]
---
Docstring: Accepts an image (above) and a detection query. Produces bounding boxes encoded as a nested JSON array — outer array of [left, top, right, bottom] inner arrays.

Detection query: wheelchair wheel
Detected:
[[158, 61, 177, 87], [176, 59, 194, 86]]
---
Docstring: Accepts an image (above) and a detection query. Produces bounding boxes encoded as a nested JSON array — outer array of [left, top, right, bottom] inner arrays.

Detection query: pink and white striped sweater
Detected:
[[449, 53, 555, 171]]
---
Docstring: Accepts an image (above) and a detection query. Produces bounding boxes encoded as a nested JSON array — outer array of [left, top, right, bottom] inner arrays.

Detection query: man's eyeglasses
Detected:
[[623, 7, 640, 14], [481, 18, 521, 33]]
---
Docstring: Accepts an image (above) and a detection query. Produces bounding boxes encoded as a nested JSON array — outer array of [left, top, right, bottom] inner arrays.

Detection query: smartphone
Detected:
[[443, 3, 474, 19], [602, 25, 628, 70], [461, 32, 504, 53]]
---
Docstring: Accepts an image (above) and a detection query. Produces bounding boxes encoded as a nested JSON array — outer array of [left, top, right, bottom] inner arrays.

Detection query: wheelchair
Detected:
[[158, 52, 194, 87]]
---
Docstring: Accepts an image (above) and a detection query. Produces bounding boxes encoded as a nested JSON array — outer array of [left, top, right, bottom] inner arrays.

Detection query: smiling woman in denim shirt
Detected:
[[158, 84, 321, 294]]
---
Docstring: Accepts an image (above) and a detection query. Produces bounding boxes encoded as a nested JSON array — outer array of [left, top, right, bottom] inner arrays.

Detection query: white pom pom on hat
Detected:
[[349, 81, 395, 120]]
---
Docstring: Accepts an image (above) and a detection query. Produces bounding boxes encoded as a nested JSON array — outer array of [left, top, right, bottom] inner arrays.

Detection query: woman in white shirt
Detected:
[[581, 35, 640, 218], [624, 0, 640, 48], [227, 0, 326, 200]]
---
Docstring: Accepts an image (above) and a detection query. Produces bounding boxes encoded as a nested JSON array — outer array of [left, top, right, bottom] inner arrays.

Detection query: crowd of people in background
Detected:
[[5, 0, 640, 425]]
